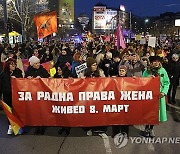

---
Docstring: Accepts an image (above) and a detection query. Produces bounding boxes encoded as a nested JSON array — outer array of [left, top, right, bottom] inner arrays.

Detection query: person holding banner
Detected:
[[25, 56, 50, 79], [71, 52, 83, 77], [54, 65, 71, 136], [0, 58, 23, 135], [112, 65, 129, 138], [141, 56, 170, 138], [123, 52, 146, 77], [84, 57, 105, 78], [84, 57, 106, 135], [25, 56, 50, 135]]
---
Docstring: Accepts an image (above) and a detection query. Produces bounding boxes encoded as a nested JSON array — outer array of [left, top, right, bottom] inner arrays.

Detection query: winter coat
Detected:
[[40, 53, 53, 63], [124, 60, 146, 77], [109, 61, 120, 76], [25, 65, 50, 78], [71, 60, 81, 77], [0, 68, 23, 107], [55, 54, 73, 69], [168, 61, 180, 86], [143, 67, 170, 122], [100, 59, 113, 77]]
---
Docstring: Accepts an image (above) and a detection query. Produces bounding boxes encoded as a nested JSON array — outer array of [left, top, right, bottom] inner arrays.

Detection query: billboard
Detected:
[[175, 19, 180, 26], [93, 6, 117, 30], [59, 0, 74, 24]]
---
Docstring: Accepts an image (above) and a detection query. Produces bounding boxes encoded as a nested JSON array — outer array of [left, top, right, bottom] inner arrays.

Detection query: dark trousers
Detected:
[[145, 125, 154, 130], [3, 92, 12, 125], [168, 83, 177, 103], [3, 92, 12, 107], [83, 126, 107, 132], [112, 125, 129, 137]]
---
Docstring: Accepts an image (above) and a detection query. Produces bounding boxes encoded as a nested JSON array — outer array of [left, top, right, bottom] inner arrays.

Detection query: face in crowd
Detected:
[[33, 49, 39, 57], [91, 63, 98, 72], [163, 57, 168, 63], [146, 52, 150, 58], [9, 61, 16, 72], [113, 57, 120, 63], [45, 48, 50, 55], [132, 54, 138, 64], [4, 48, 8, 53], [172, 54, 179, 62], [57, 67, 63, 75], [119, 68, 127, 77], [33, 61, 40, 69], [61, 50, 67, 55], [152, 60, 161, 68], [79, 56, 83, 62]]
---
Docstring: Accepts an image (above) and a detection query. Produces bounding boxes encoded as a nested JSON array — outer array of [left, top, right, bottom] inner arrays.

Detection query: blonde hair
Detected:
[[96, 53, 104, 65]]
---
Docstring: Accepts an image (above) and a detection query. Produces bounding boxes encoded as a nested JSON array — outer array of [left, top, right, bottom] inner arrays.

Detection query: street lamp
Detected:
[[145, 19, 149, 23], [144, 19, 149, 36]]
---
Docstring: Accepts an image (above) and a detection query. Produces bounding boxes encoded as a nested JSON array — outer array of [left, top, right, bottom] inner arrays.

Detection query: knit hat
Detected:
[[149, 56, 162, 63], [86, 57, 97, 67], [29, 56, 40, 66], [119, 65, 127, 72]]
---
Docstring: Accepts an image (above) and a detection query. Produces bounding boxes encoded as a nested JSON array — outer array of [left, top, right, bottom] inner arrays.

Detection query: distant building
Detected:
[[152, 12, 180, 36], [58, 0, 74, 29]]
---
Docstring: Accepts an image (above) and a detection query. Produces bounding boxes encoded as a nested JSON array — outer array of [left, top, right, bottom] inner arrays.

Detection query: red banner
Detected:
[[12, 77, 160, 127]]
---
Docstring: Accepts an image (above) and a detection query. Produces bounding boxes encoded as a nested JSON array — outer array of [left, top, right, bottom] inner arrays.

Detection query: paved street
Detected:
[[0, 87, 180, 154]]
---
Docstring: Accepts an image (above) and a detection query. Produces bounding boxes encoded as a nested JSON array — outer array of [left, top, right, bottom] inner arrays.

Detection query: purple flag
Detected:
[[116, 24, 126, 49]]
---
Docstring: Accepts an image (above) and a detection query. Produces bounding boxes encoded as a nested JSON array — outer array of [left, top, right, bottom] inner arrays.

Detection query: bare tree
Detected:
[[0, 0, 49, 35]]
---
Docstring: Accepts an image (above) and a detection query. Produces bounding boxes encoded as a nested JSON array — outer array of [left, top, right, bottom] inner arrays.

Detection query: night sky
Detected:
[[75, 0, 180, 17]]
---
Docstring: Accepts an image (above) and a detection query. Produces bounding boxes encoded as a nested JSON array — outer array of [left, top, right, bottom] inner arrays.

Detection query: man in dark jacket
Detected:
[[167, 53, 180, 104]]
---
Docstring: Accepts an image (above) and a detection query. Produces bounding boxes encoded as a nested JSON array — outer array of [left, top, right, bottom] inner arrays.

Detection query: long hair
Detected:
[[73, 53, 81, 62], [3, 58, 17, 73], [84, 67, 100, 77]]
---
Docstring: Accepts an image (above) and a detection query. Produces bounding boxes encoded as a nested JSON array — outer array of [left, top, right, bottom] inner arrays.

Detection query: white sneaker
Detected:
[[87, 130, 93, 136], [7, 125, 13, 135]]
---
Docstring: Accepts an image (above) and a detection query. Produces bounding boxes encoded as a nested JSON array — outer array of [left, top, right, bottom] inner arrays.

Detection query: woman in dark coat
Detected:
[[25, 56, 50, 135], [40, 47, 53, 63], [111, 65, 129, 138], [55, 48, 73, 69], [0, 58, 23, 135], [84, 57, 106, 135], [25, 56, 50, 78], [54, 65, 72, 135]]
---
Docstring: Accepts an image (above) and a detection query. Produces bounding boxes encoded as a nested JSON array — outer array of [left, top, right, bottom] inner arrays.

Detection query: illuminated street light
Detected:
[[145, 19, 149, 23], [120, 5, 125, 11]]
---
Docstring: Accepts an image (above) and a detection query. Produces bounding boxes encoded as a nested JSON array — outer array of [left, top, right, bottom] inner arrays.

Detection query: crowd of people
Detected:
[[0, 37, 180, 138]]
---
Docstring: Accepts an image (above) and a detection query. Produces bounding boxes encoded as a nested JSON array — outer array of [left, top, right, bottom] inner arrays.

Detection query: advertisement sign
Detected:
[[94, 6, 117, 30]]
